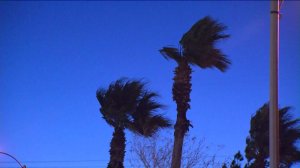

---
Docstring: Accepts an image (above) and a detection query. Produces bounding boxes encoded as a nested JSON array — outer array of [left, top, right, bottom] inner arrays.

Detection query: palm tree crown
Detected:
[[160, 16, 231, 71], [96, 79, 171, 168], [97, 79, 144, 129], [245, 103, 300, 168]]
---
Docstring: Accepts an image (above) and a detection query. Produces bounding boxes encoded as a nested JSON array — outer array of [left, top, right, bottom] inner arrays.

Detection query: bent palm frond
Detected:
[[180, 16, 231, 71], [159, 47, 182, 63]]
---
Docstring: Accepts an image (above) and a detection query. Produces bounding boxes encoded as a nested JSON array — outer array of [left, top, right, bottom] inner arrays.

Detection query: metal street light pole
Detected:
[[0, 152, 26, 168], [270, 0, 280, 167]]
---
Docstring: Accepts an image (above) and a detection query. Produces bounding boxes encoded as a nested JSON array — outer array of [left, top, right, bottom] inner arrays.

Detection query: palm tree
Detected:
[[245, 103, 300, 168], [96, 79, 171, 168], [159, 16, 231, 168]]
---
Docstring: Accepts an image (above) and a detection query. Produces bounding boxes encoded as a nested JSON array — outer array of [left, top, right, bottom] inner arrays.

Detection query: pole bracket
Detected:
[[270, 10, 279, 14]]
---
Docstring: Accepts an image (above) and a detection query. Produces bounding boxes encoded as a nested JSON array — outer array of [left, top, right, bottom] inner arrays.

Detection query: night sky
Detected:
[[1, 1, 299, 168]]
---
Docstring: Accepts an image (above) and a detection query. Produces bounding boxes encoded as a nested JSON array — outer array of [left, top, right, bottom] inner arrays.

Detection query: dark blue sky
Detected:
[[1, 1, 299, 167]]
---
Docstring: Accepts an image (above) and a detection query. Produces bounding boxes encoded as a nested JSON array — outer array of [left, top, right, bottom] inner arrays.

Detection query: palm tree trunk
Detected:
[[108, 127, 126, 168], [171, 60, 192, 168]]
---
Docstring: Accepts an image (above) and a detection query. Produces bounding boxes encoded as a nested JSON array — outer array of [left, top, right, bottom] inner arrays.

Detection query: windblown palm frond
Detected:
[[159, 47, 182, 63], [180, 16, 229, 47], [279, 107, 300, 167], [142, 115, 172, 136], [180, 16, 231, 71], [130, 91, 171, 137]]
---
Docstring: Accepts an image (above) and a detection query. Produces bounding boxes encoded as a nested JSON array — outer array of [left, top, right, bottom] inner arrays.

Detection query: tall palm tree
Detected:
[[159, 16, 231, 168], [96, 79, 171, 168], [245, 103, 300, 168]]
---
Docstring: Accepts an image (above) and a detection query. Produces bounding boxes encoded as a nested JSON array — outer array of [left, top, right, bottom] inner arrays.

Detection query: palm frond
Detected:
[[145, 115, 172, 137], [187, 48, 230, 72], [159, 47, 182, 63], [131, 114, 172, 137], [129, 91, 171, 136], [180, 16, 229, 47], [283, 119, 300, 130], [96, 88, 107, 106], [134, 92, 164, 116], [179, 16, 231, 71]]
